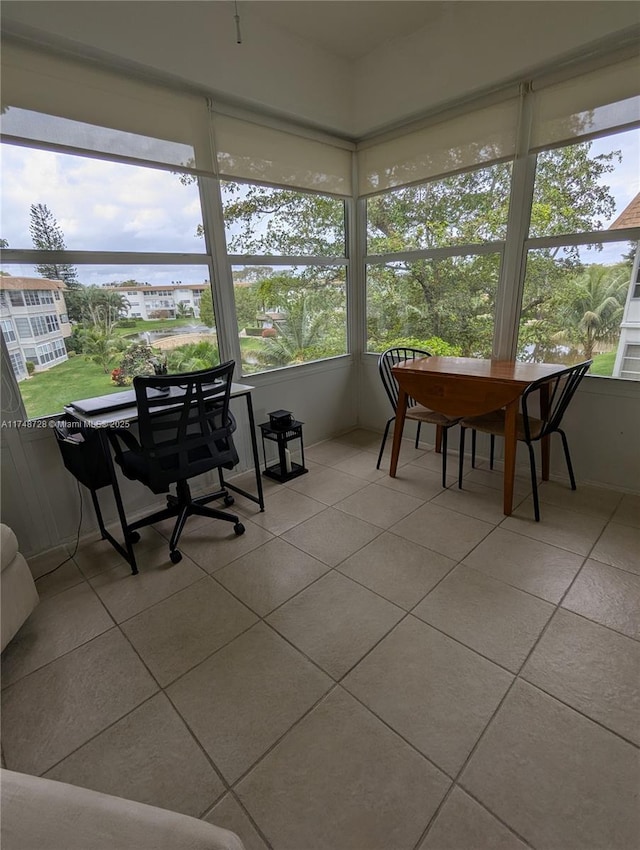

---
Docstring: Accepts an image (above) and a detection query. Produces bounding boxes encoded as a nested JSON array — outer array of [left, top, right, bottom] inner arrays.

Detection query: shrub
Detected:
[[375, 336, 462, 356], [261, 328, 277, 338], [116, 318, 137, 328], [26, 360, 36, 376], [118, 342, 157, 381]]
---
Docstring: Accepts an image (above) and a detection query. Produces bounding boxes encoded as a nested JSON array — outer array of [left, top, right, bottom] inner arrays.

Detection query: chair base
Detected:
[[126, 480, 244, 564]]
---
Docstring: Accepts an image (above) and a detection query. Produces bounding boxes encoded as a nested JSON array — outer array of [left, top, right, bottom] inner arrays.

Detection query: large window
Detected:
[[1, 140, 219, 419], [365, 163, 511, 356], [222, 182, 348, 374], [517, 128, 640, 378]]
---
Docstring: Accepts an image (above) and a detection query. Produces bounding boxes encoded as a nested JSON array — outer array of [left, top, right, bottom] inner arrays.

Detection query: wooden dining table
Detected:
[[389, 356, 569, 515]]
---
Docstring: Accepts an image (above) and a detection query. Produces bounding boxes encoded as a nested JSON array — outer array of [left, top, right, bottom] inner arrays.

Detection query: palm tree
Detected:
[[81, 327, 126, 373], [259, 297, 325, 367], [557, 265, 628, 360], [167, 341, 219, 372]]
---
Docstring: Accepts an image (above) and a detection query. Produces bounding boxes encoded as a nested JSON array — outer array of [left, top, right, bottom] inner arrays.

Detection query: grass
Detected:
[[20, 356, 125, 420], [590, 351, 616, 376], [114, 318, 195, 337]]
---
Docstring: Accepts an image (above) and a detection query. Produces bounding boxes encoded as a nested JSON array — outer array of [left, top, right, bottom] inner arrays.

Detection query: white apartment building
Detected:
[[611, 194, 640, 379], [109, 283, 208, 320], [0, 276, 71, 380]]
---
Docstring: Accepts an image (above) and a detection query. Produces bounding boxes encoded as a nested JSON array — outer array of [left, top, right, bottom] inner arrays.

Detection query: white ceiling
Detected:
[[246, 1, 445, 59]]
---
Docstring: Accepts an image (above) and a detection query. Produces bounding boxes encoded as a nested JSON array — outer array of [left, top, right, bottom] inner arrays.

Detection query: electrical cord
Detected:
[[35, 479, 84, 582]]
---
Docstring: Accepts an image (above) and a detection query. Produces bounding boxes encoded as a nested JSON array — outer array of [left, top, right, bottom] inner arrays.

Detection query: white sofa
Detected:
[[0, 770, 245, 850], [1, 524, 39, 653]]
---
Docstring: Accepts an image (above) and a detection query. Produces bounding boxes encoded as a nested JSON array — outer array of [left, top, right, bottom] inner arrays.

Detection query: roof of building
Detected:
[[610, 193, 640, 230], [0, 276, 66, 291], [108, 284, 208, 292]]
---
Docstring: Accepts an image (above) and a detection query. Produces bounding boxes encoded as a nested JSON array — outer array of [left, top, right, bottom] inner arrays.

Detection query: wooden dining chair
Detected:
[[377, 347, 460, 487], [457, 360, 592, 520]]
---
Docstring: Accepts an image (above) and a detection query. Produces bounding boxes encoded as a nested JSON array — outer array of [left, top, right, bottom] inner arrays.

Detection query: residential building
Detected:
[[107, 284, 208, 321], [611, 193, 640, 379], [0, 276, 71, 380]]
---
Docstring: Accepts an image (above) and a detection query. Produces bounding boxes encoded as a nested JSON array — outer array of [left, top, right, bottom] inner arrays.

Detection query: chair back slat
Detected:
[[378, 347, 431, 411], [522, 360, 592, 442], [133, 361, 236, 491]]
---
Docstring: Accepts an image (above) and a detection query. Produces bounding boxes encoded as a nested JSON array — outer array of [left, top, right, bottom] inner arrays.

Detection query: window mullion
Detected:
[[493, 85, 536, 360]]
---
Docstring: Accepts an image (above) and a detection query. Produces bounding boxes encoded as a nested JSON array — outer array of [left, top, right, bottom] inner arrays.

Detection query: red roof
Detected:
[[0, 276, 66, 291]]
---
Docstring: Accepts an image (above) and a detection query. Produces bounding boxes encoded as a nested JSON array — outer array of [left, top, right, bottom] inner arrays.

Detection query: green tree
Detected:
[[555, 264, 628, 360], [29, 203, 80, 287], [66, 286, 130, 329], [176, 301, 194, 319], [234, 284, 260, 330], [199, 287, 215, 327], [80, 327, 125, 373]]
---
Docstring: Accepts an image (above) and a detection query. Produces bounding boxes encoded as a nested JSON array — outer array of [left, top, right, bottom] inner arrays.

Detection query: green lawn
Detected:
[[114, 318, 194, 337], [20, 356, 125, 420], [590, 351, 616, 376]]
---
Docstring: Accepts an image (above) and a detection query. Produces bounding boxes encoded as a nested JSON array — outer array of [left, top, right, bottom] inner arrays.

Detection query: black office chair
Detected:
[[457, 360, 592, 521], [109, 361, 245, 565], [377, 347, 460, 487]]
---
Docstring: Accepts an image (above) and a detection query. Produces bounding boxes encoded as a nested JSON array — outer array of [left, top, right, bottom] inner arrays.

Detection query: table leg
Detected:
[[503, 399, 518, 516], [435, 424, 443, 454], [389, 389, 408, 478]]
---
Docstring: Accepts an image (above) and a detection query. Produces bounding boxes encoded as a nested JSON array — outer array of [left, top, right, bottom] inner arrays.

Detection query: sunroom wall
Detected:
[[1, 41, 639, 555]]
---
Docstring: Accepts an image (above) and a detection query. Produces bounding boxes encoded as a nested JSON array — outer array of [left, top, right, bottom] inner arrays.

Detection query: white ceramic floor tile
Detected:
[[562, 559, 640, 640], [121, 577, 257, 686], [337, 531, 455, 610], [462, 527, 584, 604], [391, 503, 494, 562], [433, 481, 525, 526], [179, 517, 274, 573], [1, 629, 157, 775], [281, 507, 381, 567], [413, 565, 554, 672], [304, 440, 362, 467], [236, 688, 450, 850], [377, 463, 449, 501], [214, 537, 330, 617], [167, 622, 331, 783], [90, 551, 206, 622], [267, 571, 404, 679], [537, 480, 622, 518], [418, 787, 527, 850], [247, 488, 325, 535], [335, 483, 424, 529], [522, 608, 640, 744], [1, 583, 114, 687], [333, 450, 387, 482], [332, 429, 383, 451], [287, 466, 367, 505], [29, 558, 84, 600], [343, 617, 513, 775], [611, 493, 640, 528], [461, 680, 640, 850], [45, 693, 224, 816], [205, 795, 270, 850], [501, 499, 608, 556], [590, 521, 640, 575]]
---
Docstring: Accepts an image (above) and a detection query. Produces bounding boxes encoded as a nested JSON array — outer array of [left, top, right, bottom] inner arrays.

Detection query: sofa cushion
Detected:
[[1, 770, 245, 850], [1, 525, 19, 574]]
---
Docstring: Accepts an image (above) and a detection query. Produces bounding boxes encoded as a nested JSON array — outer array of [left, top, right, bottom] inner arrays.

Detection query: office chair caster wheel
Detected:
[[234, 522, 245, 536], [169, 549, 182, 564], [128, 531, 141, 544], [224, 495, 235, 507]]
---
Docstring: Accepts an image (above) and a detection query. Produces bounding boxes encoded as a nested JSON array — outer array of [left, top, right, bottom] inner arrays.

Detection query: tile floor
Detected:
[[2, 429, 639, 850]]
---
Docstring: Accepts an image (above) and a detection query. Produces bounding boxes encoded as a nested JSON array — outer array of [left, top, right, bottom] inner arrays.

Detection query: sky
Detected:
[[1, 127, 638, 285]]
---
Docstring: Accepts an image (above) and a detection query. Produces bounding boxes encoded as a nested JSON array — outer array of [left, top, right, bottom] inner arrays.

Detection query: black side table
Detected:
[[259, 420, 308, 483]]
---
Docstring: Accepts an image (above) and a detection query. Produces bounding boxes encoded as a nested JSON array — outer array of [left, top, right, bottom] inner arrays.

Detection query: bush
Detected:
[[26, 360, 36, 376], [116, 318, 137, 328], [375, 336, 463, 357], [118, 342, 157, 381], [261, 328, 277, 338]]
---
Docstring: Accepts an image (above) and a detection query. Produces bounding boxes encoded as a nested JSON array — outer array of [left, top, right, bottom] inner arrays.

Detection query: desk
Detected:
[[390, 357, 568, 515], [63, 382, 264, 574]]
